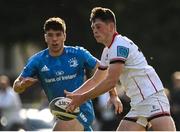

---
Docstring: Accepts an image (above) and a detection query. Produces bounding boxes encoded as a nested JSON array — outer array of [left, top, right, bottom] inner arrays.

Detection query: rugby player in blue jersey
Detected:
[[13, 17, 122, 131]]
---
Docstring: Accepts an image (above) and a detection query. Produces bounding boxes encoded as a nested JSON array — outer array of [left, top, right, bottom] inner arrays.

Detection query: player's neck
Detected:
[[105, 32, 118, 48], [49, 47, 64, 57]]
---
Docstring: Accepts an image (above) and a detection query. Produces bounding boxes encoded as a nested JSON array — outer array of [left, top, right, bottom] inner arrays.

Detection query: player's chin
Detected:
[[95, 38, 102, 43], [52, 47, 62, 52]]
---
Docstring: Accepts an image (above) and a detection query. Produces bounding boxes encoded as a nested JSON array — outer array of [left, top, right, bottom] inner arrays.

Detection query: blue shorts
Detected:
[[77, 111, 94, 131]]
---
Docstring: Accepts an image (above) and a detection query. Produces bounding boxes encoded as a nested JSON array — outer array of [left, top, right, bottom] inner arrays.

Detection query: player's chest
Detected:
[[38, 57, 82, 78]]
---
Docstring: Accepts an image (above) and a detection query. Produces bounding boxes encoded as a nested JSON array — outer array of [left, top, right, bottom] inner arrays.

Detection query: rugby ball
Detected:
[[49, 97, 80, 121]]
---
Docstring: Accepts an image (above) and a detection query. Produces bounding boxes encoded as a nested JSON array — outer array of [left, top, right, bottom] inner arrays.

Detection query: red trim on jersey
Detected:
[[110, 58, 126, 62], [123, 117, 137, 122], [146, 73, 158, 93], [98, 65, 108, 70], [133, 78, 145, 100], [108, 32, 119, 48], [157, 99, 164, 113], [110, 59, 125, 64], [148, 112, 170, 121]]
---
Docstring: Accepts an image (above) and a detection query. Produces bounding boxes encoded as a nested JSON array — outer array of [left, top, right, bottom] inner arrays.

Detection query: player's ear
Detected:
[[109, 22, 115, 32], [64, 32, 66, 41], [44, 33, 47, 42]]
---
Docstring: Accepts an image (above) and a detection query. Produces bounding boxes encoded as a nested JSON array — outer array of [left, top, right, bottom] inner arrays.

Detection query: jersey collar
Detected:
[[108, 32, 119, 48]]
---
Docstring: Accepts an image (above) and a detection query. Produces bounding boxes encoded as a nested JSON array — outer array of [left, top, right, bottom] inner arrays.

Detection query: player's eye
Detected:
[[96, 25, 101, 30], [55, 33, 62, 37], [46, 32, 62, 37], [91, 25, 101, 31], [47, 33, 53, 37]]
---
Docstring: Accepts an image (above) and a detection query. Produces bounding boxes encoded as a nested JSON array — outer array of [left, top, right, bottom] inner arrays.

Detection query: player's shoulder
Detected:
[[28, 48, 48, 61], [64, 45, 88, 54], [111, 35, 137, 52], [115, 35, 132, 46]]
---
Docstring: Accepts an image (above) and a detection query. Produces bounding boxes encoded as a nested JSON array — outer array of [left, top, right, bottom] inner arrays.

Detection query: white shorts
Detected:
[[124, 90, 171, 127]]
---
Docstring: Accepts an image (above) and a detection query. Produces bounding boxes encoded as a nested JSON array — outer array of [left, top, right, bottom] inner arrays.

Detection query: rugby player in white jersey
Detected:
[[65, 7, 176, 131]]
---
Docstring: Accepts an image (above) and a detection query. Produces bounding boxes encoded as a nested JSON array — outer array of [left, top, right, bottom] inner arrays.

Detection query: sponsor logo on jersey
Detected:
[[41, 65, 50, 72], [56, 71, 64, 76], [68, 57, 78, 67], [117, 46, 129, 58], [44, 73, 77, 83]]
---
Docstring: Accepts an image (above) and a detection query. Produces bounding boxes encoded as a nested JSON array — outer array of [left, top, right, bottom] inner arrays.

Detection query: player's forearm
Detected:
[[84, 76, 117, 100], [74, 69, 107, 94], [13, 77, 38, 93], [73, 78, 97, 94]]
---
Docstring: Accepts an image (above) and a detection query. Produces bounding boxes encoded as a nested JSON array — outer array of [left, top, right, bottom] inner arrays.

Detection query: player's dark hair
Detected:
[[90, 7, 116, 25], [43, 17, 66, 33]]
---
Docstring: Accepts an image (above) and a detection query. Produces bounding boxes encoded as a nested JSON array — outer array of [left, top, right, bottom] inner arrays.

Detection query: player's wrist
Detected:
[[110, 94, 118, 99], [109, 91, 118, 97]]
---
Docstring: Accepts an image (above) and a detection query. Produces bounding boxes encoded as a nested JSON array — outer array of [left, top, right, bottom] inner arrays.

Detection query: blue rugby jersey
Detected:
[[20, 46, 97, 126], [21, 46, 97, 100]]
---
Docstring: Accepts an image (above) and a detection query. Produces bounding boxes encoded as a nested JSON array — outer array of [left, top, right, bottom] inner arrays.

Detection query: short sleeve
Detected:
[[20, 56, 38, 78], [79, 47, 98, 70], [109, 41, 129, 64]]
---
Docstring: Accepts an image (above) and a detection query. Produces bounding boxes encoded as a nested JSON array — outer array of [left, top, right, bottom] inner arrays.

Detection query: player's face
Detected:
[[91, 19, 112, 45], [45, 29, 66, 55], [0, 80, 7, 91]]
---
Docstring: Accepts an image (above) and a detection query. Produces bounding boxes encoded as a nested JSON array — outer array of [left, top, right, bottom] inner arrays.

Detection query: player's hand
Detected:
[[107, 95, 123, 114], [20, 77, 38, 88], [64, 90, 86, 113], [18, 77, 38, 92]]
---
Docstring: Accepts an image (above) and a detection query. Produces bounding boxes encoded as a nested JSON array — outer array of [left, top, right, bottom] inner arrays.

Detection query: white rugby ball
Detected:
[[49, 97, 80, 121]]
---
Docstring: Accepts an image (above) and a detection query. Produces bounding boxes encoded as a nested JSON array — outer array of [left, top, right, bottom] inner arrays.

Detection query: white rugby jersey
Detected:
[[100, 33, 164, 104]]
